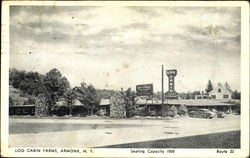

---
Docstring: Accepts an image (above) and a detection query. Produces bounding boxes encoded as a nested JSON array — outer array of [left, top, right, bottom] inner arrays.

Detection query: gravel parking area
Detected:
[[9, 114, 240, 148]]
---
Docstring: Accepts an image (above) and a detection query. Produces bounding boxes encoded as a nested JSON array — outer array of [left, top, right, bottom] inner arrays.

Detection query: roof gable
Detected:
[[99, 98, 110, 106], [73, 99, 82, 106], [209, 82, 233, 94]]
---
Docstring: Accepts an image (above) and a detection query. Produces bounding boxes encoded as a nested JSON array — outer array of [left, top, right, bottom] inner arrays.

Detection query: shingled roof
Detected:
[[99, 98, 110, 106], [98, 97, 236, 107]]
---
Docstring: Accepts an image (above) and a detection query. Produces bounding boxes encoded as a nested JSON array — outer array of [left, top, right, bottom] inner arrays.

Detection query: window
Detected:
[[223, 95, 229, 99], [218, 89, 221, 93], [211, 95, 216, 99], [23, 108, 28, 114], [197, 96, 202, 99]]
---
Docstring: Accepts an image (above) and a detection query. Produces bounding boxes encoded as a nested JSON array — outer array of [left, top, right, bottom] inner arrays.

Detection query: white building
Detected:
[[195, 94, 208, 99], [209, 83, 233, 100]]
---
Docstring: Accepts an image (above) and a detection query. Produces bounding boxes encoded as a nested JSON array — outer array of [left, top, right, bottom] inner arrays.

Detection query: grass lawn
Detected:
[[100, 130, 240, 148]]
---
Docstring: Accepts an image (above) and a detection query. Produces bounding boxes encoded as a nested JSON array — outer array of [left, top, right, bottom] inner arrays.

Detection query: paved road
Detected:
[[9, 114, 240, 147]]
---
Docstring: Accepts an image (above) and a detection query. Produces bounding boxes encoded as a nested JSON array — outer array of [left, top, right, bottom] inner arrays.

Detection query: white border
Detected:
[[1, 1, 249, 157]]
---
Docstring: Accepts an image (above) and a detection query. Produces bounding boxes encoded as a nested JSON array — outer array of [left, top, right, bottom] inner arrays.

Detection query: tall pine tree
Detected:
[[205, 80, 213, 93]]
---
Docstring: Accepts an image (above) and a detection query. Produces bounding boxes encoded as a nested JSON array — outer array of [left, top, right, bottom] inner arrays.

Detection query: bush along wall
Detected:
[[168, 105, 178, 117], [178, 104, 188, 116]]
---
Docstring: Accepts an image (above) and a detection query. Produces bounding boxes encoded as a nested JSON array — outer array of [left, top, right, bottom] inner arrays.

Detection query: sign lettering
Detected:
[[136, 84, 153, 96], [165, 69, 178, 99]]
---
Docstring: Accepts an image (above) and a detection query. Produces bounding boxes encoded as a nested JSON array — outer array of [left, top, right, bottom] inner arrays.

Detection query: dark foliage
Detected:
[[9, 68, 70, 115], [205, 80, 213, 93], [66, 82, 100, 115], [124, 88, 137, 118], [43, 68, 70, 114], [231, 90, 241, 99], [9, 68, 47, 96], [96, 89, 116, 99]]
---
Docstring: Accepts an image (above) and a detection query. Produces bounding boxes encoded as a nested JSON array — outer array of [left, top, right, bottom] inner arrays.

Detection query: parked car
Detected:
[[210, 109, 225, 118], [189, 109, 217, 119]]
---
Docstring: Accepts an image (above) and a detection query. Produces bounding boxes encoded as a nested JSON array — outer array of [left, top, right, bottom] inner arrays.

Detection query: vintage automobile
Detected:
[[211, 109, 226, 118], [189, 109, 217, 119]]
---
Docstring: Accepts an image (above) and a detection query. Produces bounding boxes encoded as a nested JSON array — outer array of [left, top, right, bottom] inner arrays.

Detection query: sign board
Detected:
[[166, 69, 177, 76], [165, 69, 178, 99], [136, 84, 153, 96], [165, 91, 178, 99]]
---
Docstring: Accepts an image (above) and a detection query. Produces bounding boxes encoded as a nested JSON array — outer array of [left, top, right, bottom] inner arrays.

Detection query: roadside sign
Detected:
[[166, 69, 178, 99], [136, 84, 153, 96], [166, 69, 177, 76]]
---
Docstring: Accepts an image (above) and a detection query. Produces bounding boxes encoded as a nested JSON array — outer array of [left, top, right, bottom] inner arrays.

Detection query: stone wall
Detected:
[[110, 92, 126, 118], [35, 94, 48, 116]]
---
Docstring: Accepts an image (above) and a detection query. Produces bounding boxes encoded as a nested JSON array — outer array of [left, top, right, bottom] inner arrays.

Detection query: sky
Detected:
[[9, 6, 241, 92]]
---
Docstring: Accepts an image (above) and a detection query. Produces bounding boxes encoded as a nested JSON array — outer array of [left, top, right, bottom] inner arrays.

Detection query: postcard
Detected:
[[1, 1, 249, 157]]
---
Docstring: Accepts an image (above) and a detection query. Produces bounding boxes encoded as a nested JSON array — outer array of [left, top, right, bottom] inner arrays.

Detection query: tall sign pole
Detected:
[[161, 65, 164, 117], [165, 69, 178, 99]]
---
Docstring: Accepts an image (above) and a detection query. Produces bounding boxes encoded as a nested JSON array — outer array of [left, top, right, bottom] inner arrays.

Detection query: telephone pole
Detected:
[[161, 65, 164, 117]]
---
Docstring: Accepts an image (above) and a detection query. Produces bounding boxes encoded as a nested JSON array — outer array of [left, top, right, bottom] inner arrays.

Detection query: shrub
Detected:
[[234, 103, 240, 114], [134, 106, 147, 116], [168, 105, 178, 117], [99, 109, 106, 116], [178, 104, 188, 115]]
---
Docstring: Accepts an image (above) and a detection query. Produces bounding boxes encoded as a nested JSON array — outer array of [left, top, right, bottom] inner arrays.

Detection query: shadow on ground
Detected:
[[9, 122, 144, 134], [98, 131, 240, 148]]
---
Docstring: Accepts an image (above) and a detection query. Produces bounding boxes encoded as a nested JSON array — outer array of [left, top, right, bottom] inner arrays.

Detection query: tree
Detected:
[[124, 88, 137, 118], [9, 68, 47, 96], [9, 68, 71, 116], [65, 90, 77, 115], [96, 89, 116, 99], [153, 91, 162, 100], [232, 90, 241, 99], [44, 68, 70, 95], [234, 102, 240, 114], [9, 68, 25, 88], [178, 92, 186, 99], [76, 82, 100, 115], [86, 84, 100, 115], [43, 68, 70, 115], [205, 80, 213, 93], [192, 91, 201, 99], [186, 91, 193, 99]]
